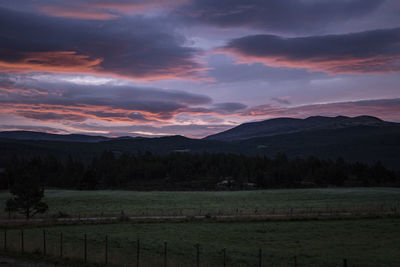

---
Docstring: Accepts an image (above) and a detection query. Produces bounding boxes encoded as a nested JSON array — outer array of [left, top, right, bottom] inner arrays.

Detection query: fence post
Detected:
[[196, 243, 200, 267], [343, 258, 348, 267], [21, 229, 24, 254], [258, 248, 262, 267], [43, 230, 46, 256], [136, 238, 140, 267], [105, 235, 108, 265], [164, 241, 167, 267], [3, 228, 6, 252], [293, 256, 297, 267], [60, 232, 63, 258], [223, 248, 226, 267], [84, 234, 87, 263]]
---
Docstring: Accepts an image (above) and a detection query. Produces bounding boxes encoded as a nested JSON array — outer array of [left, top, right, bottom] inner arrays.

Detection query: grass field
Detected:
[[1, 218, 399, 266], [0, 188, 399, 266], [0, 187, 399, 218]]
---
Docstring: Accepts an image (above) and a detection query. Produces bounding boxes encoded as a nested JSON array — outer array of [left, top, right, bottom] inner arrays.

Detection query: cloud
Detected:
[[220, 28, 400, 74], [0, 74, 214, 123], [15, 111, 88, 122], [176, 0, 384, 33], [36, 5, 119, 20], [206, 54, 324, 84], [0, 51, 103, 74], [271, 97, 291, 105], [211, 102, 247, 113], [1, 75, 399, 137], [0, 7, 204, 80], [0, 0, 188, 20], [87, 0, 188, 15]]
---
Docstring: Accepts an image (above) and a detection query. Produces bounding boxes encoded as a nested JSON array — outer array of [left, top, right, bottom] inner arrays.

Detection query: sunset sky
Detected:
[[1, 0, 400, 138]]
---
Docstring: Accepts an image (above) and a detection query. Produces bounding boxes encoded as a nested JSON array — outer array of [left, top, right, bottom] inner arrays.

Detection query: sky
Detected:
[[0, 0, 400, 138]]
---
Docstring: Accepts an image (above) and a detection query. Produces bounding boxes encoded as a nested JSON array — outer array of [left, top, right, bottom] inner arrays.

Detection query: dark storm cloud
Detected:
[[176, 0, 384, 33], [222, 28, 400, 74], [0, 7, 203, 80]]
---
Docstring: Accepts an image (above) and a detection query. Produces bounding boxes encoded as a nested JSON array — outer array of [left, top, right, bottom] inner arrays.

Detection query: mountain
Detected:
[[235, 124, 400, 168], [0, 131, 111, 143], [205, 115, 392, 141], [1, 116, 400, 170]]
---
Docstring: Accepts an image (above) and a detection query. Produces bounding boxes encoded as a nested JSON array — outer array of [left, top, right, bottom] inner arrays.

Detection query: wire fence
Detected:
[[1, 203, 400, 222], [0, 228, 359, 267]]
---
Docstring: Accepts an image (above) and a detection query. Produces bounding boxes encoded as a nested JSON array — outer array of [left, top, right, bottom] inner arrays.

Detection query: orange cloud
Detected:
[[0, 100, 246, 126], [221, 28, 400, 74], [0, 50, 208, 81], [223, 52, 400, 75], [36, 0, 188, 20], [89, 0, 188, 14], [0, 51, 102, 74], [0, 8, 207, 81], [0, 103, 156, 123], [0, 99, 226, 124], [37, 6, 118, 20]]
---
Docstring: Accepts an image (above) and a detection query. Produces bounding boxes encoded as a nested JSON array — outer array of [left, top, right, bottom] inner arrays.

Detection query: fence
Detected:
[[2, 202, 400, 222], [0, 228, 354, 267]]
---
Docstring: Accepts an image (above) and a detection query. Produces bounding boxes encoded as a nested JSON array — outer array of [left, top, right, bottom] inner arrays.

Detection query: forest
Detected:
[[0, 151, 398, 190]]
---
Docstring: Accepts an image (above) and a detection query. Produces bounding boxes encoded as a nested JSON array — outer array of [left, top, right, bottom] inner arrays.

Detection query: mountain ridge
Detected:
[[0, 131, 112, 143], [1, 119, 400, 169], [205, 115, 394, 141]]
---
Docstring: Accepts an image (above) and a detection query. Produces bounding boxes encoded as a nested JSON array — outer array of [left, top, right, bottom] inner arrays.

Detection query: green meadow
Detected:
[[1, 187, 399, 218], [0, 188, 399, 266]]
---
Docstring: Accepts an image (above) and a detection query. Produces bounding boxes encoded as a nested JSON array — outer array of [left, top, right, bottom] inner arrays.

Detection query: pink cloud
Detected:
[[37, 6, 119, 20], [221, 28, 400, 74], [0, 51, 102, 74], [36, 0, 188, 20]]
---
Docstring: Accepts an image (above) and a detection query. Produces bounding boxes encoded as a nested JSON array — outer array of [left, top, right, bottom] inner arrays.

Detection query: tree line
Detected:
[[1, 151, 399, 190]]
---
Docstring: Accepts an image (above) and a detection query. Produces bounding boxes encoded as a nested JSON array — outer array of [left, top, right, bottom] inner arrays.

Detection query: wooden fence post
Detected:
[[258, 248, 262, 267], [223, 248, 226, 267], [196, 243, 200, 267], [164, 241, 167, 267], [60, 232, 63, 258], [21, 229, 24, 254], [84, 234, 87, 263], [343, 258, 348, 267], [293, 256, 297, 267], [105, 235, 108, 264], [136, 238, 140, 267], [43, 230, 46, 256], [3, 228, 6, 252]]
